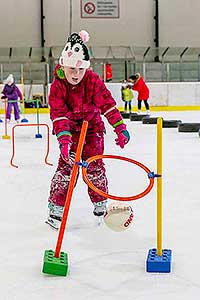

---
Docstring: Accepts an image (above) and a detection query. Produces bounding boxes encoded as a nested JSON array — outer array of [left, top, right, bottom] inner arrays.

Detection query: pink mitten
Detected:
[[114, 124, 130, 149], [115, 131, 130, 148], [60, 141, 70, 161], [57, 133, 72, 161]]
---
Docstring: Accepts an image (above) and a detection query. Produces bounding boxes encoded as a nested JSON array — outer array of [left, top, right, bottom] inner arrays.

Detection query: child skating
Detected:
[[46, 30, 130, 229], [121, 82, 134, 113], [1, 74, 22, 122]]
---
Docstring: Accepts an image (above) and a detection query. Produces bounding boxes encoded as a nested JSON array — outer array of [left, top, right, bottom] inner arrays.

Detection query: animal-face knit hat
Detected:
[[59, 30, 90, 69]]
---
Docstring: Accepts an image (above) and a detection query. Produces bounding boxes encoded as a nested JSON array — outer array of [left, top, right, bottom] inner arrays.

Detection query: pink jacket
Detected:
[[49, 65, 124, 136]]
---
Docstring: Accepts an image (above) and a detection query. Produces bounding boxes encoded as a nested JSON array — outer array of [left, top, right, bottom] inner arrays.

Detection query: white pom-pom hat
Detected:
[[59, 30, 90, 69], [6, 74, 14, 85]]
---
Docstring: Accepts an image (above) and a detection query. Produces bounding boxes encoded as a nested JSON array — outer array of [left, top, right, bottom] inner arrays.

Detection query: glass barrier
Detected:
[[0, 46, 199, 83]]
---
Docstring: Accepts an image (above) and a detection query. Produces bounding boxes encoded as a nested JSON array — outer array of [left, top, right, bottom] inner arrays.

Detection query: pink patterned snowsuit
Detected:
[[48, 66, 126, 207]]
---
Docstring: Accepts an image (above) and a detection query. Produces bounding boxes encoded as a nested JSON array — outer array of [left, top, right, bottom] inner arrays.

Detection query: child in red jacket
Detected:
[[129, 73, 150, 114], [46, 30, 130, 229]]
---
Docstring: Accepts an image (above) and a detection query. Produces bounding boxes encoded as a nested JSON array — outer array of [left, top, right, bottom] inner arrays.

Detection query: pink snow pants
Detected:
[[48, 130, 108, 207]]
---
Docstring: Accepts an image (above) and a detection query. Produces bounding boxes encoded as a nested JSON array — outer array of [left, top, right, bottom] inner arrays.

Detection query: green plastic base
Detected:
[[42, 249, 68, 276]]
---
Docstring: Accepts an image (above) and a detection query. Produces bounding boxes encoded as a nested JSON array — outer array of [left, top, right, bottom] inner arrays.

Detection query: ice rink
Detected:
[[0, 110, 200, 300]]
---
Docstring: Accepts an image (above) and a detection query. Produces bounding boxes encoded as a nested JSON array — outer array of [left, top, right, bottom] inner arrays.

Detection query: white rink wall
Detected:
[[106, 82, 200, 107], [1, 0, 200, 47], [1, 82, 200, 109]]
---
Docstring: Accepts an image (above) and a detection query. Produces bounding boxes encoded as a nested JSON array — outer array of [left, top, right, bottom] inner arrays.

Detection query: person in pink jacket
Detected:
[[46, 30, 130, 229], [129, 73, 150, 114]]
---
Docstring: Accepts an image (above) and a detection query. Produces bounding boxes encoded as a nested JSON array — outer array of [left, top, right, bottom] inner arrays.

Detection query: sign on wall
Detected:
[[80, 0, 119, 18]]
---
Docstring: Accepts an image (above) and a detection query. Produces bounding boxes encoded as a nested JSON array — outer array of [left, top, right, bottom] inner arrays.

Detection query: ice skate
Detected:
[[45, 203, 63, 230], [45, 216, 60, 230], [146, 110, 150, 115], [48, 202, 63, 220], [93, 200, 107, 217], [97, 216, 104, 226]]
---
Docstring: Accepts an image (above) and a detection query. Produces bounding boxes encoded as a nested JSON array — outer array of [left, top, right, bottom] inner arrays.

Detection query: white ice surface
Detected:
[[0, 111, 200, 300]]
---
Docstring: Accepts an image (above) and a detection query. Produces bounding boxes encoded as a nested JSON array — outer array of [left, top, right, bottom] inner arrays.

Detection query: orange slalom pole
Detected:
[[54, 120, 88, 258]]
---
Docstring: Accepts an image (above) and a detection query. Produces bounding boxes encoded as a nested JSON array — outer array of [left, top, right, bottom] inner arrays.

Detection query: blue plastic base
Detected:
[[0, 119, 3, 123], [35, 133, 42, 138], [21, 118, 29, 123], [146, 248, 172, 273]]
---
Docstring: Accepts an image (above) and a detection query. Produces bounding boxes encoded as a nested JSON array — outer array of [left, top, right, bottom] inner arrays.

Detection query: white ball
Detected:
[[104, 202, 134, 232]]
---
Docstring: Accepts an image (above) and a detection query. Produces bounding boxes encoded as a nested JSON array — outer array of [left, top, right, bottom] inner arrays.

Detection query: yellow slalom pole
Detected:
[[157, 117, 163, 256]]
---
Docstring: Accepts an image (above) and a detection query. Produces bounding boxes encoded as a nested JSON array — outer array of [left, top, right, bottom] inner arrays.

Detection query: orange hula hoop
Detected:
[[82, 154, 154, 201]]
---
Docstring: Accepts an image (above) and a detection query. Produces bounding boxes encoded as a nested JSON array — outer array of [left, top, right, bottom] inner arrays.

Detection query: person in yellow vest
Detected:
[[121, 82, 134, 113]]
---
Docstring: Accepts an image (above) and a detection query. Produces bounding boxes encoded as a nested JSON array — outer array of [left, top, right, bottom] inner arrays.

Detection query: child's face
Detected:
[[64, 67, 86, 85], [7, 80, 13, 86]]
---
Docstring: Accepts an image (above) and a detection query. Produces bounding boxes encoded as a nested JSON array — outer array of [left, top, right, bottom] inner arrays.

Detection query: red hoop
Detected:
[[82, 154, 154, 201]]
